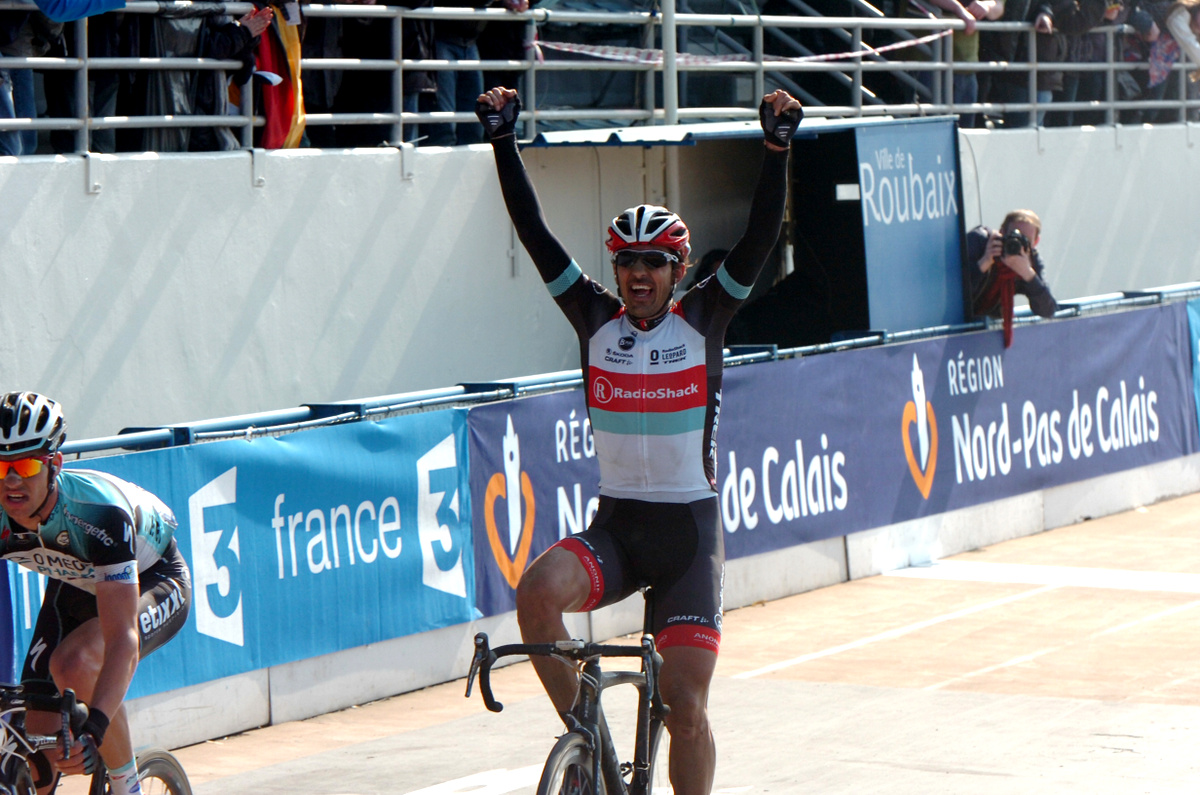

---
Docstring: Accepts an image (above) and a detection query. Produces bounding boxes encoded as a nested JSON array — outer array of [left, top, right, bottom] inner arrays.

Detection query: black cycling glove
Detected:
[[759, 98, 803, 149], [476, 94, 522, 140], [76, 708, 109, 775]]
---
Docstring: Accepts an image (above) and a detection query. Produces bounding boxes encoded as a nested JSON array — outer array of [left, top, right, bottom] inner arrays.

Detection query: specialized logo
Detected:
[[484, 416, 537, 589], [902, 354, 939, 499]]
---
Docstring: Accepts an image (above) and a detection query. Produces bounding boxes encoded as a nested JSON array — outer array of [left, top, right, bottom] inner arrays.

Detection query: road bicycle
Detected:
[[0, 683, 192, 795], [466, 592, 671, 795]]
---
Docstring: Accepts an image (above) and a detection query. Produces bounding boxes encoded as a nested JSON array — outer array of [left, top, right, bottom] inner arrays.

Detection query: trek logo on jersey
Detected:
[[483, 415, 536, 589], [650, 343, 687, 365], [901, 354, 939, 498]]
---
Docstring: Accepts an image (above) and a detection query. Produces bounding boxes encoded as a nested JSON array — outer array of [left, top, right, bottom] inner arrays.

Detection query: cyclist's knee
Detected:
[[49, 640, 102, 691], [662, 691, 710, 741], [516, 550, 589, 629]]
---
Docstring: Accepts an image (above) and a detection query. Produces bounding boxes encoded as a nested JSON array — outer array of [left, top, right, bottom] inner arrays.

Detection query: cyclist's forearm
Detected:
[[721, 146, 790, 289], [491, 136, 575, 284]]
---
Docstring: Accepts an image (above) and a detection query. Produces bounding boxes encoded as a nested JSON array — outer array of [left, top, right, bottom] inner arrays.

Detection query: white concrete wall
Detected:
[[5, 124, 1198, 441], [128, 451, 1200, 750]]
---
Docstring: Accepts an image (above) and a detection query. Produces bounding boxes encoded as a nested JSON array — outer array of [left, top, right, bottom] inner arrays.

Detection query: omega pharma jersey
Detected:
[[0, 469, 177, 592]]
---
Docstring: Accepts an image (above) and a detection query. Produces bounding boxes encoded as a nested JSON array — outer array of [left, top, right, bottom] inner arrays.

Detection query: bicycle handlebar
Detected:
[[0, 683, 91, 760], [465, 632, 664, 714]]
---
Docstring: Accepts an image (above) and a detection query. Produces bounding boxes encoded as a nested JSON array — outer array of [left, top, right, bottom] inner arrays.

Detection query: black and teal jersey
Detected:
[[0, 469, 177, 592]]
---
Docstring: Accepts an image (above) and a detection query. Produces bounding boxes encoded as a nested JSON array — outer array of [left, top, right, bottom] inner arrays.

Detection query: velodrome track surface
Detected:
[[78, 492, 1200, 793]]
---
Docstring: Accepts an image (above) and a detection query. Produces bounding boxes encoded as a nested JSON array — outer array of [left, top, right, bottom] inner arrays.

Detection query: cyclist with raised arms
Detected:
[[476, 86, 802, 794], [0, 392, 191, 795]]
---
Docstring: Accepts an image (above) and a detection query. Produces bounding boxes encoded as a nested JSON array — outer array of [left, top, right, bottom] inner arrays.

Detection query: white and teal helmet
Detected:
[[0, 392, 67, 457]]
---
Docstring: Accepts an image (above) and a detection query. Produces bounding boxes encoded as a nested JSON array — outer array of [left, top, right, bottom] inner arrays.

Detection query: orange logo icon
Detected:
[[484, 416, 536, 588], [902, 354, 938, 499]]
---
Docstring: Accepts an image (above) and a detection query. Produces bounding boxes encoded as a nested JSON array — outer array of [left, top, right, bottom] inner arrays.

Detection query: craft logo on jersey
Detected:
[[901, 354, 939, 498], [484, 416, 536, 589]]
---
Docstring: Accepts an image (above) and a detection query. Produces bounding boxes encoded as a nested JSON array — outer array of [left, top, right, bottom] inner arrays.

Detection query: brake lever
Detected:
[[464, 633, 504, 713], [59, 689, 76, 760]]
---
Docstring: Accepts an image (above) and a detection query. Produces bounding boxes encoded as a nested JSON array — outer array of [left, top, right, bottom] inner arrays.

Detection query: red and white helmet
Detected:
[[606, 205, 691, 261]]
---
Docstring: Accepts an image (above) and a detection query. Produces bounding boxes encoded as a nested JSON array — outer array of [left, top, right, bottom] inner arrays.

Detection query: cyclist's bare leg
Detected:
[[47, 618, 136, 771], [658, 645, 717, 795], [515, 546, 592, 715]]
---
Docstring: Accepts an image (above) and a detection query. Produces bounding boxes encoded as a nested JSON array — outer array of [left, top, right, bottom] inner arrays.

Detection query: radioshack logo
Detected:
[[593, 376, 614, 405], [484, 416, 536, 588], [902, 354, 939, 499]]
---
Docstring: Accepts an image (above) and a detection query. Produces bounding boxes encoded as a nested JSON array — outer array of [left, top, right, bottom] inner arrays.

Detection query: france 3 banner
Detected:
[[468, 303, 1197, 610], [6, 409, 477, 698]]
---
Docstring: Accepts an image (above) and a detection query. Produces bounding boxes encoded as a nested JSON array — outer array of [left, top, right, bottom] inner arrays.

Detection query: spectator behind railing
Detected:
[[0, 10, 57, 155], [979, 0, 1057, 126], [1133, 0, 1200, 120], [424, 0, 526, 147], [3, 0, 126, 155], [119, 5, 269, 152], [1052, 0, 1126, 125]]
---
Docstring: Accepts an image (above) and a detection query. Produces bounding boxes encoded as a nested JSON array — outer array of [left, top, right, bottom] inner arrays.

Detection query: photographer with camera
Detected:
[[965, 209, 1058, 347]]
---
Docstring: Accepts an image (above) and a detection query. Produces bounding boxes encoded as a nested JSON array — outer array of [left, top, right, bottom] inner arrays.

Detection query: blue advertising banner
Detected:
[[855, 119, 965, 330], [469, 304, 1198, 613], [7, 409, 476, 698]]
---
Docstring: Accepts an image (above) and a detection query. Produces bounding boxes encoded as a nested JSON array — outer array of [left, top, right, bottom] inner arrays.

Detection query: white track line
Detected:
[[733, 585, 1059, 679], [885, 560, 1200, 594], [924, 599, 1200, 690]]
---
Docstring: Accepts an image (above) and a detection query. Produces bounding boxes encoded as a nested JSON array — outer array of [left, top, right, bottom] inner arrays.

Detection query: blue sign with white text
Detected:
[[855, 119, 964, 330], [7, 409, 477, 698], [467, 304, 1198, 605]]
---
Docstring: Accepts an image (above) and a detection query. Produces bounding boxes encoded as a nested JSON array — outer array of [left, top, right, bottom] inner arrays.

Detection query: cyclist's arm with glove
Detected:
[[477, 89, 574, 289], [715, 91, 802, 305]]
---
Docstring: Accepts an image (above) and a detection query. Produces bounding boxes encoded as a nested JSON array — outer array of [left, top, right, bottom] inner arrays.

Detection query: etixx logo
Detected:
[[902, 354, 938, 499], [484, 416, 536, 589]]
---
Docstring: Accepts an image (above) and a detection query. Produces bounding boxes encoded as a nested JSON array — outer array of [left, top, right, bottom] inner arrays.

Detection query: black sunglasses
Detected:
[[613, 250, 680, 270]]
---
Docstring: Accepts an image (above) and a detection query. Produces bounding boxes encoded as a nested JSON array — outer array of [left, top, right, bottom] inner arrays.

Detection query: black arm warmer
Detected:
[[490, 136, 575, 285], [719, 147, 791, 291]]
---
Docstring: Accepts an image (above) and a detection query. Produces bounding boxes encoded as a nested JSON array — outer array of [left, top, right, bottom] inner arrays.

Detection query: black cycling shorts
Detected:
[[552, 495, 724, 654], [21, 540, 192, 696]]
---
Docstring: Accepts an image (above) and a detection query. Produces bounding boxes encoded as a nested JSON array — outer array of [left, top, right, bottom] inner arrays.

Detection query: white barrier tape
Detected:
[[535, 30, 951, 66]]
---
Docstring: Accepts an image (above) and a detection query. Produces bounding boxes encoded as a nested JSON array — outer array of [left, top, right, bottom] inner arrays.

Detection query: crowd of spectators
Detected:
[[2, 0, 1200, 155], [902, 0, 1200, 127]]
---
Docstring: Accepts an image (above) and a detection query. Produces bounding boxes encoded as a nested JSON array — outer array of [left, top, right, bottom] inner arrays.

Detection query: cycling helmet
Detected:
[[0, 392, 67, 457], [606, 205, 691, 261]]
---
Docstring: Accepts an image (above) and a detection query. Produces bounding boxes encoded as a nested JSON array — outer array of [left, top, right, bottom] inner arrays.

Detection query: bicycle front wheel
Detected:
[[135, 749, 192, 795], [645, 719, 670, 794], [536, 732, 602, 795]]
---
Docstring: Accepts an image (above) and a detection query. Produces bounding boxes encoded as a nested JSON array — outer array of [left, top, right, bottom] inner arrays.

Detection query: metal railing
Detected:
[[1, 3, 1199, 152], [58, 282, 1200, 458]]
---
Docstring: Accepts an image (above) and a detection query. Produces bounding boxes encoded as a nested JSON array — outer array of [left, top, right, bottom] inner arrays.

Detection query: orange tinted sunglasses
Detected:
[[0, 457, 51, 479]]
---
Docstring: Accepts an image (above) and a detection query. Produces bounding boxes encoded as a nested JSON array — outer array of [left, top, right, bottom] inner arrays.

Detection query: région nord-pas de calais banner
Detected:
[[8, 409, 477, 698], [469, 303, 1197, 616]]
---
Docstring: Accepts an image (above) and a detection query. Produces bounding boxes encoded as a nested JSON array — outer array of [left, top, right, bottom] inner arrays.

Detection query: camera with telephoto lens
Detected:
[[1001, 229, 1030, 257]]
